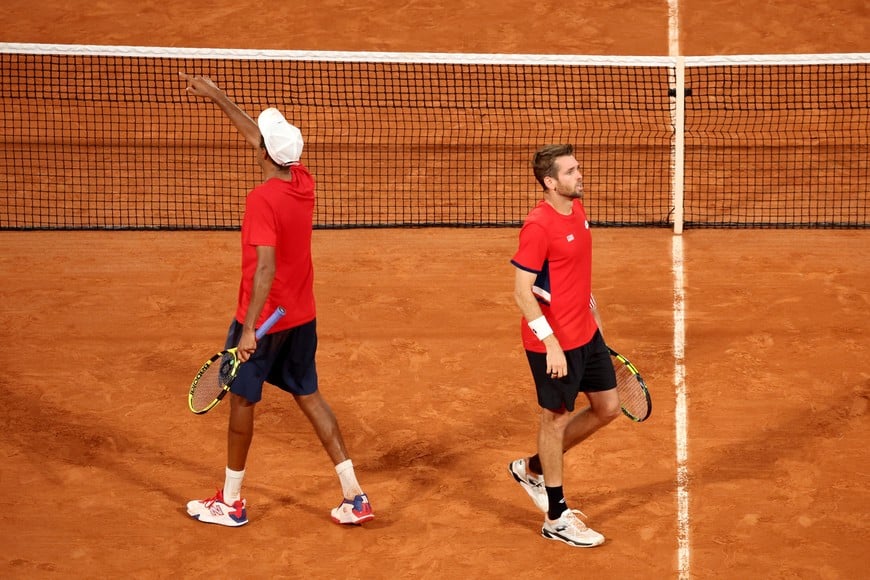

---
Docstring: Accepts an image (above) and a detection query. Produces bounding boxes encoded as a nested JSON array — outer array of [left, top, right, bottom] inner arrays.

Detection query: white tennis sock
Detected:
[[223, 467, 246, 504], [335, 459, 363, 499]]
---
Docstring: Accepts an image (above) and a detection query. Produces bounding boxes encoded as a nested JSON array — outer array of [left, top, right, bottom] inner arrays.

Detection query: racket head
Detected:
[[188, 349, 241, 414], [609, 348, 652, 422]]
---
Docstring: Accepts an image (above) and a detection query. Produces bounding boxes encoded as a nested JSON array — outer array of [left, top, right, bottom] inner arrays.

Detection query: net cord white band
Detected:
[[1, 42, 866, 66]]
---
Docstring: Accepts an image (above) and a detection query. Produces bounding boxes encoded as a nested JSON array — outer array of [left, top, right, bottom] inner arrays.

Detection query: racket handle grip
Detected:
[[255, 306, 286, 339]]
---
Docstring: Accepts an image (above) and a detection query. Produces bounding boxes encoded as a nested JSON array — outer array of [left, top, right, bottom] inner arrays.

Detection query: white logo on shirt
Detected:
[[585, 220, 589, 229], [566, 234, 575, 242]]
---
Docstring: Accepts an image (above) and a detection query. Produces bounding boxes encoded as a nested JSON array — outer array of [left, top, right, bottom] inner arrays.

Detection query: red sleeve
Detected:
[[511, 222, 548, 273], [242, 188, 277, 247]]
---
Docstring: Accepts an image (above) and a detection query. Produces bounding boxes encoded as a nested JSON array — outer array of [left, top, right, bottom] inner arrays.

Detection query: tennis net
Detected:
[[0, 44, 867, 230]]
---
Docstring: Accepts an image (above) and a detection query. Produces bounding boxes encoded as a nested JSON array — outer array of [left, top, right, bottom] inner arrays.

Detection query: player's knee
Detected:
[[229, 392, 256, 407], [540, 408, 571, 433], [594, 402, 621, 424]]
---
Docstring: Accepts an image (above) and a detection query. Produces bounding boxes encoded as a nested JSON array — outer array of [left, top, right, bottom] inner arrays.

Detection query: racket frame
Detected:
[[188, 350, 240, 414], [187, 306, 286, 414], [608, 347, 652, 422]]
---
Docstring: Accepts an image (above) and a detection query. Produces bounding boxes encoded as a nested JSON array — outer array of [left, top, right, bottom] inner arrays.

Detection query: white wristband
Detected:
[[527, 316, 554, 341]]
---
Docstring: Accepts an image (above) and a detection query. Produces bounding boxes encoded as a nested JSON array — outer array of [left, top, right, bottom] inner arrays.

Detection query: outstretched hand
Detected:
[[178, 72, 261, 149], [179, 72, 223, 99]]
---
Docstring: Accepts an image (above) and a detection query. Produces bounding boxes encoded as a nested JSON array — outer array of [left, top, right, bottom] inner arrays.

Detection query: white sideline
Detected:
[[673, 235, 689, 579], [669, 1, 691, 578]]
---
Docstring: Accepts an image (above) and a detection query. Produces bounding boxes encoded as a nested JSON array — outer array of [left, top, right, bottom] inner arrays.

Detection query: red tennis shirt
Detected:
[[511, 199, 599, 353], [235, 163, 316, 333]]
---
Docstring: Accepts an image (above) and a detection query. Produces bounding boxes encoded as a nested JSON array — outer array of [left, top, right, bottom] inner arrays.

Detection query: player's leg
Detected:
[[294, 390, 350, 465], [517, 348, 582, 518], [227, 392, 256, 470], [510, 349, 569, 513], [186, 321, 269, 527], [185, 397, 254, 527], [537, 404, 605, 548], [528, 331, 619, 463], [511, 342, 608, 546], [520, 397, 619, 488], [538, 335, 614, 547], [293, 390, 373, 524], [220, 325, 274, 505], [274, 320, 354, 468], [560, 389, 621, 452], [537, 407, 571, 488], [275, 320, 374, 525], [560, 332, 620, 451]]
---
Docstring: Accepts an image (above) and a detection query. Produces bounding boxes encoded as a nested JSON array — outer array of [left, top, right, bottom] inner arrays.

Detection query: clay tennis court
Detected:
[[2, 2, 868, 579]]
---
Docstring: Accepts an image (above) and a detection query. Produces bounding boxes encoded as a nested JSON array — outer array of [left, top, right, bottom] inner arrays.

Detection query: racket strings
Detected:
[[614, 365, 650, 420], [190, 354, 235, 412]]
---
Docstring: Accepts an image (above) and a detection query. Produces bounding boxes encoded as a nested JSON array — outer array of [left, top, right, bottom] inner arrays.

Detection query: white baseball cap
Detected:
[[257, 108, 304, 165]]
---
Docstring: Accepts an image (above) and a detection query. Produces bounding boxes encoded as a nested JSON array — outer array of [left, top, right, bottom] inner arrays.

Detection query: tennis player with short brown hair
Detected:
[[509, 144, 619, 547]]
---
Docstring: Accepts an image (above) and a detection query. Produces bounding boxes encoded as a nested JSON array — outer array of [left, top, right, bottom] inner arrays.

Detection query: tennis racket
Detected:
[[188, 306, 286, 414], [609, 347, 652, 422]]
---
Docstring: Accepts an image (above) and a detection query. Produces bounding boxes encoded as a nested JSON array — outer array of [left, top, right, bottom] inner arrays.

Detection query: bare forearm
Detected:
[[244, 263, 275, 332], [514, 289, 545, 328], [235, 247, 275, 363], [209, 92, 260, 148], [180, 73, 260, 147], [515, 289, 561, 350]]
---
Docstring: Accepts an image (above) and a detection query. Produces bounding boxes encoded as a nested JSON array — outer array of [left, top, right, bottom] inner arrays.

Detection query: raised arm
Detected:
[[179, 73, 261, 148]]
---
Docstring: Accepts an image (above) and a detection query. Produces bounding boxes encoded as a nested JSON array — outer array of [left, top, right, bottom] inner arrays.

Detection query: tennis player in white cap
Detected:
[[180, 73, 374, 528]]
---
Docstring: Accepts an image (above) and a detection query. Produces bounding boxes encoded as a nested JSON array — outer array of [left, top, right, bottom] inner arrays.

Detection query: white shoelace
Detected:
[[556, 509, 590, 531]]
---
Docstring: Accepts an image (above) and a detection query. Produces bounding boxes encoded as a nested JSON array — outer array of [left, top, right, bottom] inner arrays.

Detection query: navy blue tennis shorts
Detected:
[[225, 317, 319, 403], [525, 330, 616, 412]]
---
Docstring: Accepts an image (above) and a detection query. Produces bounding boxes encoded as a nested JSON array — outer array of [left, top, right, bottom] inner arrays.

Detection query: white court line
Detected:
[[673, 235, 689, 579], [668, 0, 681, 56], [669, 2, 690, 577]]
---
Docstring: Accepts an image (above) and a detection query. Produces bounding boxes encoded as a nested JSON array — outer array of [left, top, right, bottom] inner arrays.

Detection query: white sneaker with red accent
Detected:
[[330, 493, 374, 525], [186, 489, 248, 527]]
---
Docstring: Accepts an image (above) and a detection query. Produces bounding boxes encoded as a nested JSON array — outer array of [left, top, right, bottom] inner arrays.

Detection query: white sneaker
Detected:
[[509, 458, 548, 512], [541, 509, 605, 547], [186, 489, 248, 527], [331, 493, 374, 525]]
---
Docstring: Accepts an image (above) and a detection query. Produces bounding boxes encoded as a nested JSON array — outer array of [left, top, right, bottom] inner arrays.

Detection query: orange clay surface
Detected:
[[1, 2, 868, 579]]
